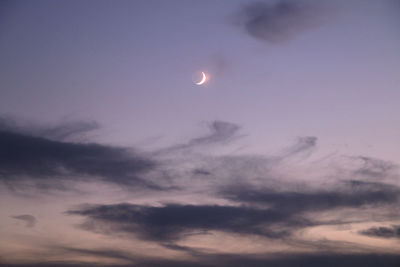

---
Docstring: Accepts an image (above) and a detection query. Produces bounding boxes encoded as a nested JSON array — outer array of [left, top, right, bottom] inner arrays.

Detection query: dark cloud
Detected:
[[220, 181, 400, 213], [194, 253, 400, 267], [0, 116, 25, 132], [67, 170, 400, 246], [3, 116, 400, 264], [233, 0, 324, 43], [68, 203, 303, 242], [0, 118, 244, 191], [2, 253, 400, 267], [11, 214, 36, 227], [0, 116, 100, 141], [0, 129, 157, 189], [0, 264, 87, 267], [360, 225, 400, 239]]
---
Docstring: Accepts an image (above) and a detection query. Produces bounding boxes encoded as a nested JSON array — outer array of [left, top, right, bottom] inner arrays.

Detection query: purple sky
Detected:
[[1, 1, 400, 266]]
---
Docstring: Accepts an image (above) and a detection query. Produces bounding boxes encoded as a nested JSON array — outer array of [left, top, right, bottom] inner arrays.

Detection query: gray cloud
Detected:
[[67, 180, 400, 246], [11, 214, 37, 227], [181, 135, 319, 188], [0, 115, 100, 141], [233, 0, 324, 43], [189, 121, 240, 146], [281, 136, 317, 158], [158, 121, 241, 154], [192, 168, 212, 176], [187, 253, 400, 267], [35, 121, 100, 141], [3, 252, 400, 267], [3, 116, 400, 265], [360, 225, 400, 239], [353, 156, 397, 179], [0, 118, 244, 191], [68, 203, 299, 242], [0, 128, 157, 189], [220, 181, 400, 214], [57, 247, 137, 263]]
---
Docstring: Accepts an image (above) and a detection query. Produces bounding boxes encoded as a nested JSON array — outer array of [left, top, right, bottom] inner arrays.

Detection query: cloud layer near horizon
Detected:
[[1, 116, 400, 266]]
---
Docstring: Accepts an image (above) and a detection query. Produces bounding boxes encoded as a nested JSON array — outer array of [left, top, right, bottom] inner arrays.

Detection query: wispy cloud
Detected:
[[2, 116, 400, 265], [11, 214, 37, 228], [158, 121, 242, 154], [360, 225, 400, 239], [0, 115, 100, 141], [220, 181, 400, 213], [67, 180, 400, 245], [353, 156, 397, 179]]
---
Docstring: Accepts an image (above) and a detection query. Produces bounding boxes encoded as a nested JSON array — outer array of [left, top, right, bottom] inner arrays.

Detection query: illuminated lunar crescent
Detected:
[[196, 72, 207, 85]]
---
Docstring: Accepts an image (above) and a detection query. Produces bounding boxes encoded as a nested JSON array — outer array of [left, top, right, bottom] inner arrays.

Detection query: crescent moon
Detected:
[[196, 72, 206, 85]]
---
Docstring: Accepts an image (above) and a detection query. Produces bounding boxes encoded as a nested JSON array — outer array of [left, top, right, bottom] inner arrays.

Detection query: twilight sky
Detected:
[[1, 0, 400, 266]]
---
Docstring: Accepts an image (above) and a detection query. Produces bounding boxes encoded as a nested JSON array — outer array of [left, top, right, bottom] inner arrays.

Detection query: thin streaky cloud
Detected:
[[11, 214, 37, 228]]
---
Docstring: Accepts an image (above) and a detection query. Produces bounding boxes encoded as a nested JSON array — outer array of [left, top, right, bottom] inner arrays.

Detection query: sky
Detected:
[[0, 0, 400, 266]]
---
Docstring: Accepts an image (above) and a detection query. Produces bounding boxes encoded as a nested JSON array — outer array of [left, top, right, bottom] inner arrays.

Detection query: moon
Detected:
[[195, 72, 207, 85]]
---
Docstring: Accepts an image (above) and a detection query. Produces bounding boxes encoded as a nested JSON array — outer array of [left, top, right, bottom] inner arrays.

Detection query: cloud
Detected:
[[157, 121, 241, 153], [11, 214, 37, 227], [189, 121, 240, 146], [0, 128, 158, 189], [34, 120, 100, 141], [2, 253, 400, 267], [67, 180, 400, 245], [360, 225, 400, 239], [68, 203, 306, 243], [0, 264, 95, 267], [57, 247, 137, 263], [281, 136, 317, 159], [233, 0, 325, 43], [64, 129, 400, 247], [220, 181, 400, 213], [0, 115, 100, 141], [2, 116, 400, 264], [0, 118, 244, 191], [0, 117, 321, 194], [192, 168, 212, 176], [187, 253, 400, 267], [353, 156, 397, 179]]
